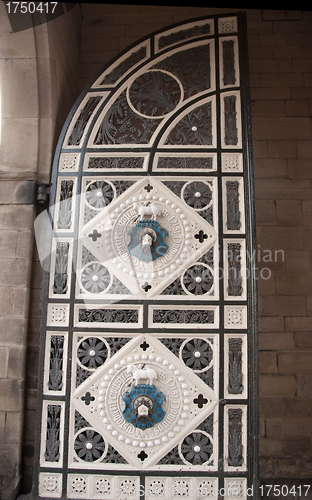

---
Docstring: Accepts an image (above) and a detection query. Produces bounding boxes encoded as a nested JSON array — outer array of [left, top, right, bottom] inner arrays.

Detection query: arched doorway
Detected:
[[33, 12, 258, 499]]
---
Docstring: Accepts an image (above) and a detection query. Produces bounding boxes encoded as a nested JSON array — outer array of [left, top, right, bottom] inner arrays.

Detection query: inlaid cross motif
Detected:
[[140, 341, 149, 351], [194, 394, 208, 408], [81, 392, 95, 406], [142, 282, 152, 292], [195, 230, 208, 243], [88, 229, 102, 242]]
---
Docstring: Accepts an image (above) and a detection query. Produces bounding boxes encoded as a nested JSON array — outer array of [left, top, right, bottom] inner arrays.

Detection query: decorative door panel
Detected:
[[34, 13, 258, 500]]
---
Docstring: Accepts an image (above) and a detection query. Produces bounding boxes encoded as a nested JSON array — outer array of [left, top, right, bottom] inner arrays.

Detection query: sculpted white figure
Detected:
[[134, 202, 161, 221], [126, 364, 157, 386]]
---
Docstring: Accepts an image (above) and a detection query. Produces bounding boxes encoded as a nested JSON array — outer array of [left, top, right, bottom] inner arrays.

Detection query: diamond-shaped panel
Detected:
[[80, 177, 217, 298], [72, 335, 218, 469]]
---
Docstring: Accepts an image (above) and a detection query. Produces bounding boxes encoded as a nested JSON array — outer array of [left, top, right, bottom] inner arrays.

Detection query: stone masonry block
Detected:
[[7, 346, 25, 380], [0, 58, 38, 119], [250, 100, 286, 117], [296, 374, 312, 396], [259, 332, 294, 351], [266, 419, 283, 439], [257, 270, 276, 296], [263, 295, 307, 316], [278, 351, 312, 374], [258, 316, 285, 332], [253, 158, 288, 178], [297, 141, 312, 159], [4, 412, 23, 445], [11, 287, 30, 318], [268, 140, 297, 159], [16, 230, 34, 261], [255, 200, 276, 225], [260, 437, 310, 457], [259, 33, 287, 46], [0, 412, 5, 443], [255, 179, 311, 200], [250, 58, 293, 75], [28, 288, 42, 319], [288, 159, 312, 179], [252, 140, 268, 159], [285, 251, 310, 270], [0, 206, 34, 230], [0, 317, 27, 346], [0, 450, 17, 477], [0, 118, 38, 178], [260, 396, 312, 418], [286, 100, 310, 117], [283, 418, 312, 437], [257, 226, 299, 251], [0, 287, 12, 316], [298, 227, 312, 250], [260, 374, 296, 396], [260, 72, 304, 89], [276, 200, 302, 226], [275, 271, 312, 295], [12, 181, 36, 205], [274, 458, 302, 479], [30, 260, 43, 290], [0, 348, 9, 378], [295, 332, 312, 348], [292, 87, 312, 100], [0, 379, 23, 412], [259, 351, 278, 373], [82, 22, 126, 39], [0, 231, 17, 258], [285, 316, 312, 332], [252, 117, 311, 140], [0, 182, 16, 204], [251, 87, 291, 101], [0, 259, 31, 287]]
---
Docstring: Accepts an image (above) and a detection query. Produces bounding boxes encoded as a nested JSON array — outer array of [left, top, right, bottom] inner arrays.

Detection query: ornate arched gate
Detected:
[[33, 12, 258, 500]]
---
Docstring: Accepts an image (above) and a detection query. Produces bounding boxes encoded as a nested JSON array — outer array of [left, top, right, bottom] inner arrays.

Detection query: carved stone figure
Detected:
[[134, 202, 161, 221], [139, 228, 157, 255], [126, 364, 157, 386]]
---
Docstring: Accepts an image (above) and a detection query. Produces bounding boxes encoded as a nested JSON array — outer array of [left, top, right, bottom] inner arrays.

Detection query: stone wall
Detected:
[[0, 4, 81, 499]]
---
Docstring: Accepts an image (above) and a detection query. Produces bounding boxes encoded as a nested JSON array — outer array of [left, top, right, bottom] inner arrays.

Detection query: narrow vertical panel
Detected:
[[224, 334, 247, 399], [54, 177, 77, 232], [221, 91, 242, 148], [224, 239, 246, 300], [67, 95, 102, 146], [224, 405, 247, 472], [40, 402, 65, 467], [43, 333, 68, 396], [222, 177, 245, 234], [220, 36, 240, 89], [49, 239, 73, 298]]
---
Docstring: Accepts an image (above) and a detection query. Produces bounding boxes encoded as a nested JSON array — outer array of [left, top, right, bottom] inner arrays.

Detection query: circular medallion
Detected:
[[96, 356, 191, 447], [128, 70, 183, 118], [101, 191, 193, 282], [123, 384, 166, 430], [182, 181, 212, 210], [85, 180, 115, 209]]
